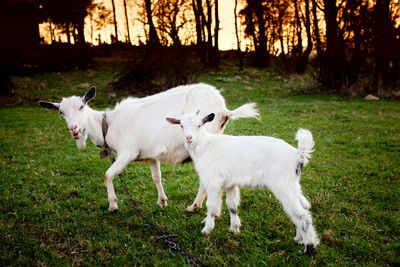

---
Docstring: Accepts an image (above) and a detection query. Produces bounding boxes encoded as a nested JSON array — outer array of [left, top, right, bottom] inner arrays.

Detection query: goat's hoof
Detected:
[[108, 204, 118, 212], [304, 244, 315, 255], [229, 225, 241, 234], [187, 203, 200, 212], [157, 198, 168, 208], [294, 236, 303, 245], [201, 218, 207, 224], [201, 227, 212, 235], [108, 198, 118, 212]]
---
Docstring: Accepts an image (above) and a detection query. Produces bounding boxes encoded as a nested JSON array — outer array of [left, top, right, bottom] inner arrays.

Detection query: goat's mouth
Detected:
[[72, 132, 80, 139], [71, 129, 83, 139]]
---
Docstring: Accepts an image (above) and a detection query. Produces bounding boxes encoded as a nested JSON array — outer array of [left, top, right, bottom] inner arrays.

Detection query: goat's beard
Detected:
[[75, 129, 88, 150]]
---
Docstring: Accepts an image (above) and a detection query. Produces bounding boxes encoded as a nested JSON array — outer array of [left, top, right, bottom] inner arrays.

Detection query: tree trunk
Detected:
[[234, 0, 240, 51], [322, 0, 346, 88], [145, 0, 160, 46], [324, 0, 345, 59], [214, 0, 220, 69], [111, 0, 118, 42], [192, 0, 203, 46], [66, 21, 71, 44], [253, 0, 267, 66], [205, 0, 212, 65], [294, 0, 303, 59], [77, 18, 86, 44], [123, 0, 131, 44], [374, 0, 392, 92], [311, 0, 322, 58], [297, 0, 313, 72], [192, 0, 207, 65], [234, 0, 243, 70], [48, 20, 54, 44]]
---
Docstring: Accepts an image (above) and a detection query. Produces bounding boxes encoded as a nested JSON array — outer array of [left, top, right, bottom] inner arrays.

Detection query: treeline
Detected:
[[239, 0, 400, 93], [2, 0, 400, 95]]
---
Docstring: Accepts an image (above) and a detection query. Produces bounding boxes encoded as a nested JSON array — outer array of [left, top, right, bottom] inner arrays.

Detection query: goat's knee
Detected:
[[104, 174, 118, 212]]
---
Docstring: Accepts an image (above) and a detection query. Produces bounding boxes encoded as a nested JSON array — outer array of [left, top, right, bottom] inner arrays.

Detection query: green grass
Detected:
[[1, 61, 399, 266]]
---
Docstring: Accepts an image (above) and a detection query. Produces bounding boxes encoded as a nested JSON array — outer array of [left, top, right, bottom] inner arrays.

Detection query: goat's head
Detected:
[[38, 86, 96, 149], [166, 111, 215, 147]]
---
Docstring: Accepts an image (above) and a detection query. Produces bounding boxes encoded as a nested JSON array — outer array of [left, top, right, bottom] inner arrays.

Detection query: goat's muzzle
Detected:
[[71, 128, 83, 139]]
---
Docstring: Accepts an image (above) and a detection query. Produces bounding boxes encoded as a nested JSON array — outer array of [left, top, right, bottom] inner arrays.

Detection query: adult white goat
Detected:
[[166, 112, 320, 254], [38, 84, 259, 212]]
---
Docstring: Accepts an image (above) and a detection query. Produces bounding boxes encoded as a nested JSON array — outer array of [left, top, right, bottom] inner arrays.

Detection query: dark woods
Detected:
[[1, 0, 400, 97]]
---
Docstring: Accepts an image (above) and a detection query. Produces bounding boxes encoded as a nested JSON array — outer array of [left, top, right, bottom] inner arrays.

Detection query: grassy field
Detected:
[[1, 60, 399, 266]]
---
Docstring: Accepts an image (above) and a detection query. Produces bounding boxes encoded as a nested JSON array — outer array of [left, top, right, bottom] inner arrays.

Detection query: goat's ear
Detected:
[[166, 118, 181, 125], [82, 86, 96, 104], [38, 101, 60, 110], [202, 113, 215, 125]]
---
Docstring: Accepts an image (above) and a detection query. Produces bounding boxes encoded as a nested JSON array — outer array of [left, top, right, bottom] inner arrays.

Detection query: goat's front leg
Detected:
[[187, 183, 206, 212], [104, 153, 132, 212], [202, 185, 223, 234], [149, 160, 168, 207], [188, 182, 222, 218]]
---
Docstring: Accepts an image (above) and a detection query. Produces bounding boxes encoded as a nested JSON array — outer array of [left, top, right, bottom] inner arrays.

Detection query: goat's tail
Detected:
[[295, 128, 314, 166], [225, 103, 260, 120]]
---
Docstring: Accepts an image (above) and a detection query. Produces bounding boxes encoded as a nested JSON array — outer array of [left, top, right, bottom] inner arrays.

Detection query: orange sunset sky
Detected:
[[39, 0, 251, 51]]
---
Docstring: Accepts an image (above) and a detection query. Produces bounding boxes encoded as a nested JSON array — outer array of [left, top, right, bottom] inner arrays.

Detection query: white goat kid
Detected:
[[38, 84, 259, 212], [166, 112, 320, 254]]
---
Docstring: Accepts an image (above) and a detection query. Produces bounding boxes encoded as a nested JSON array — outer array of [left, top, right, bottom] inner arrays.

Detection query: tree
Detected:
[[145, 0, 161, 46], [110, 0, 118, 42], [297, 0, 313, 72], [153, 0, 191, 46], [87, 2, 113, 44], [191, 0, 220, 67], [240, 0, 269, 66], [234, 0, 241, 52], [40, 0, 92, 44], [123, 0, 131, 44], [214, 0, 220, 68], [311, 0, 322, 58]]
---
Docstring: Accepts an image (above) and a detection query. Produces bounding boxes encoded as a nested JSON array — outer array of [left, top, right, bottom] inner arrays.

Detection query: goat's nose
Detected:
[[70, 125, 78, 131], [186, 135, 193, 142]]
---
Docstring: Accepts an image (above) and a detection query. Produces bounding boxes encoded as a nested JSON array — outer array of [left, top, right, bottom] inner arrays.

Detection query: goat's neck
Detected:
[[188, 131, 211, 159], [86, 107, 105, 147]]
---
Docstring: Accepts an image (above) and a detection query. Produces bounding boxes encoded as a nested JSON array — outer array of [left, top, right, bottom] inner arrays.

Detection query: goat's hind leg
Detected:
[[226, 186, 241, 233], [104, 153, 133, 212], [149, 160, 168, 207], [272, 182, 319, 254], [294, 194, 312, 244]]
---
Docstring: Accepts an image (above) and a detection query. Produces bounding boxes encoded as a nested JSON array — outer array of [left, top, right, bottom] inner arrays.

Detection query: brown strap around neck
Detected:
[[100, 112, 115, 163]]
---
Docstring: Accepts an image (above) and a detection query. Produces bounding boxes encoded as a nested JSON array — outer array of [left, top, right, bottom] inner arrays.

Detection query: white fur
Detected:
[[40, 83, 259, 212], [170, 113, 319, 252]]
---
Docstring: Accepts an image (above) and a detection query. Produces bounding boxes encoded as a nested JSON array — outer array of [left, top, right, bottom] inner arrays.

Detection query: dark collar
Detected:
[[99, 112, 115, 163]]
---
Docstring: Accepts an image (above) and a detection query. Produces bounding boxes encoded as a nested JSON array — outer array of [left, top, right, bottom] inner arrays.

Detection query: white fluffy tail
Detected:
[[226, 103, 260, 120], [295, 128, 314, 166]]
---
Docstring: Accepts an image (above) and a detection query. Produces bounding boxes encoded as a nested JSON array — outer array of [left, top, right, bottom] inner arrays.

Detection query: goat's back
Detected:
[[106, 84, 229, 163], [193, 135, 299, 188]]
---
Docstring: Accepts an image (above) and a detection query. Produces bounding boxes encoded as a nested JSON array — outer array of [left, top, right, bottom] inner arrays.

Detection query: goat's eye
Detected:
[[197, 125, 201, 128], [180, 125, 183, 129], [79, 105, 84, 110]]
